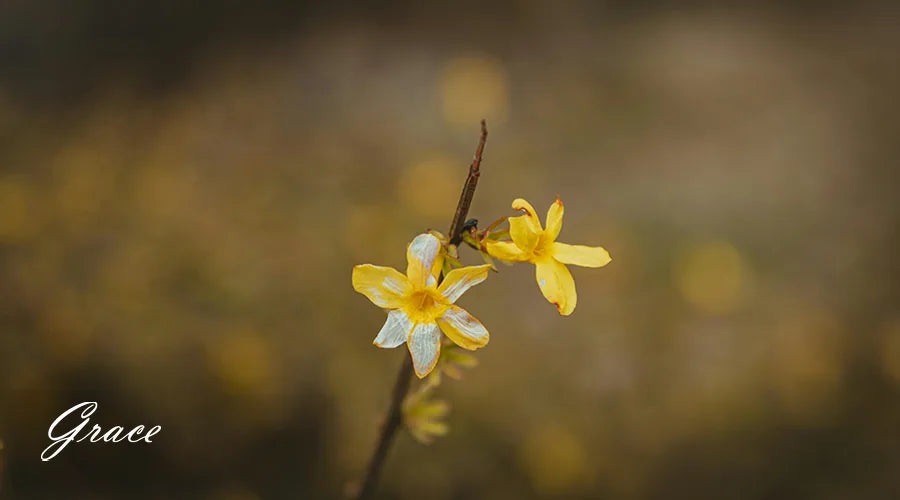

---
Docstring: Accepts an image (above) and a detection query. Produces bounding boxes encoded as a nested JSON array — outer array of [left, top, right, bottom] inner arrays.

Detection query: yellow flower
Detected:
[[485, 198, 611, 316], [352, 233, 492, 378]]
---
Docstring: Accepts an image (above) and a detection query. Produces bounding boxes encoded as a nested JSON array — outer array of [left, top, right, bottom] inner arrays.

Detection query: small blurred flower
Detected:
[[352, 233, 492, 378], [485, 198, 611, 315], [435, 343, 479, 382], [421, 341, 480, 389], [402, 387, 450, 445]]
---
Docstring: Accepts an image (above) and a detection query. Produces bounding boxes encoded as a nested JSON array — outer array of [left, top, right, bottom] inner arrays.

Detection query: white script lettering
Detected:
[[42, 402, 162, 461]]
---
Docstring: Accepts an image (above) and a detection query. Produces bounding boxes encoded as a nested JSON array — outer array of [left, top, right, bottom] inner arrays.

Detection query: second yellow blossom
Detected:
[[485, 198, 611, 315]]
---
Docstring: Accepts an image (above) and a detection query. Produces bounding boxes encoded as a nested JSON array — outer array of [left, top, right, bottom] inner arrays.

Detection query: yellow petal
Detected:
[[509, 214, 541, 254], [438, 264, 492, 303], [430, 253, 445, 285], [484, 240, 529, 262], [352, 264, 411, 308], [544, 196, 564, 242], [552, 242, 611, 268], [406, 233, 443, 288], [418, 420, 449, 436], [437, 305, 489, 350], [408, 323, 442, 378], [509, 199, 542, 254], [405, 395, 450, 420], [511, 198, 539, 221], [535, 258, 577, 315]]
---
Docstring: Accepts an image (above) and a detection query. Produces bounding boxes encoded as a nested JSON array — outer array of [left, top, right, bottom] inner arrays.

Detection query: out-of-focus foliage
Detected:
[[403, 386, 450, 445], [1, 1, 899, 498]]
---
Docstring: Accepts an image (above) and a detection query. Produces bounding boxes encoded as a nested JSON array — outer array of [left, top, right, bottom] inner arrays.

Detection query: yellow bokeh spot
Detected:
[[674, 241, 746, 314], [342, 204, 389, 261], [38, 295, 94, 365], [0, 176, 38, 242], [879, 318, 900, 385], [397, 156, 460, 219], [52, 154, 113, 227], [131, 164, 198, 222], [519, 424, 590, 495], [208, 330, 277, 399], [770, 309, 844, 423], [440, 55, 509, 128]]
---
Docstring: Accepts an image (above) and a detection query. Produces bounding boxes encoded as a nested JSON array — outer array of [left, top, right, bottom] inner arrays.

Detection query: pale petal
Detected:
[[484, 240, 529, 262], [509, 199, 542, 253], [552, 242, 611, 268], [438, 264, 492, 303], [352, 265, 411, 308], [373, 310, 414, 348], [535, 258, 577, 315], [407, 323, 442, 378], [406, 233, 443, 288], [544, 197, 564, 242], [437, 305, 489, 350]]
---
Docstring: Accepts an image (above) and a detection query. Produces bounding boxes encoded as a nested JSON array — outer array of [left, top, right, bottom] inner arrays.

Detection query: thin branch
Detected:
[[448, 119, 488, 246], [354, 356, 413, 499], [354, 120, 488, 499]]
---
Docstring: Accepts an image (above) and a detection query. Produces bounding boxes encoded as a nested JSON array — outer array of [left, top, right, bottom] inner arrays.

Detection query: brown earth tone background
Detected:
[[1, 1, 899, 498]]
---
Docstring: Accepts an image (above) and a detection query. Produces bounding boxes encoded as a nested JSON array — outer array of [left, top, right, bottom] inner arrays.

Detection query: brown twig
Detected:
[[354, 120, 488, 499], [449, 120, 488, 246], [353, 356, 413, 499]]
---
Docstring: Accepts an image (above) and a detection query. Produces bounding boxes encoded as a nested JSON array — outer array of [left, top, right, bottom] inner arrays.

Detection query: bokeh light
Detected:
[[673, 240, 747, 315], [770, 308, 845, 423], [519, 424, 591, 495], [879, 318, 900, 385], [440, 55, 509, 128], [398, 156, 462, 220], [0, 2, 897, 498], [0, 176, 37, 243]]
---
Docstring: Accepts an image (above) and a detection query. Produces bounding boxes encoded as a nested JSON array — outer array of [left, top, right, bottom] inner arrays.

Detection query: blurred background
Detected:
[[1, 1, 899, 498]]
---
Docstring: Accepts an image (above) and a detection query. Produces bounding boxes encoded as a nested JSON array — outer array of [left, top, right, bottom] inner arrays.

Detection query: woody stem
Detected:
[[354, 120, 488, 499]]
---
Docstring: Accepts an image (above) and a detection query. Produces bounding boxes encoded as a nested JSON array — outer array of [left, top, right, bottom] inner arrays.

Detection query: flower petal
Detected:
[[437, 305, 489, 350], [511, 198, 539, 221], [552, 242, 612, 268], [509, 198, 542, 254], [544, 196, 564, 242], [509, 215, 541, 254], [406, 233, 443, 288], [429, 254, 445, 287], [484, 240, 529, 262], [438, 264, 492, 303], [535, 258, 577, 315], [373, 310, 414, 348], [352, 264, 411, 308], [407, 322, 442, 378]]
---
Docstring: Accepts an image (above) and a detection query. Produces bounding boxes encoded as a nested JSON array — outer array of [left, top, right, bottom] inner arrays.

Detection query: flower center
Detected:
[[532, 237, 551, 258], [404, 288, 448, 323], [413, 290, 436, 309]]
